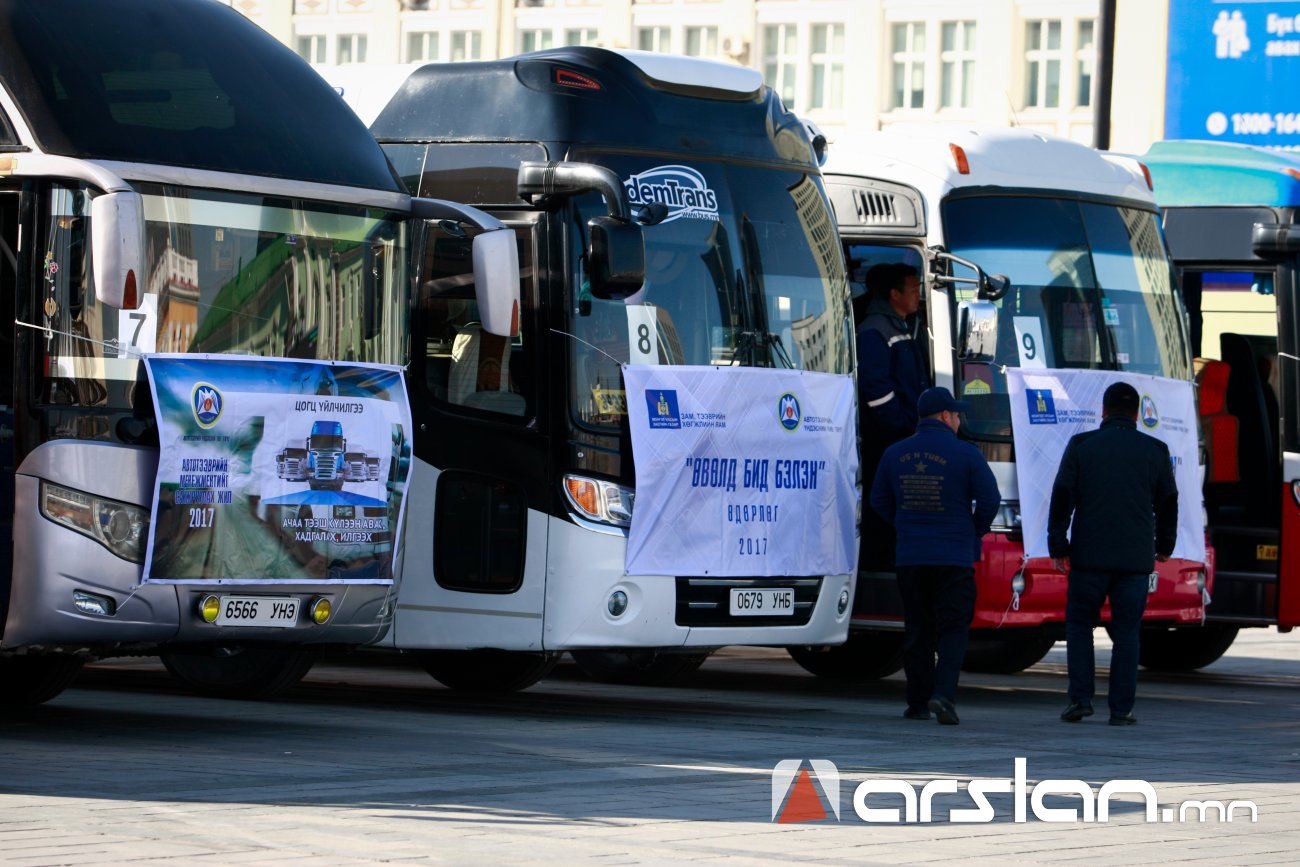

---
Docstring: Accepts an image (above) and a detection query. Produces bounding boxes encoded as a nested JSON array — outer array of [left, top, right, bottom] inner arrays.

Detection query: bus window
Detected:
[[1192, 270, 1277, 360], [418, 222, 533, 420]]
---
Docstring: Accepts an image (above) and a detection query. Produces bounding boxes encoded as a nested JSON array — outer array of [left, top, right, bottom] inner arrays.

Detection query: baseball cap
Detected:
[[917, 387, 971, 417]]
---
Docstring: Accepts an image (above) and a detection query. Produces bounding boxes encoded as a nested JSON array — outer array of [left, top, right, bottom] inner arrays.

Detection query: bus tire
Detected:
[[787, 631, 905, 680], [570, 650, 712, 686], [160, 646, 318, 699], [0, 655, 84, 707], [417, 649, 558, 692], [1139, 625, 1239, 671], [960, 634, 1056, 674]]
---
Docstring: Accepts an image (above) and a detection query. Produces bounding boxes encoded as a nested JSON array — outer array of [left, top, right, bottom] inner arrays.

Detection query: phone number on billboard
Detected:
[[1229, 112, 1300, 135]]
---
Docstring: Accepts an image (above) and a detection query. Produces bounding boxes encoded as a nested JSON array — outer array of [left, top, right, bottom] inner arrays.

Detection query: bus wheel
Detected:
[[961, 634, 1056, 674], [0, 655, 84, 707], [570, 650, 712, 686], [160, 646, 318, 699], [417, 650, 558, 692], [787, 631, 905, 680], [1139, 625, 1239, 671]]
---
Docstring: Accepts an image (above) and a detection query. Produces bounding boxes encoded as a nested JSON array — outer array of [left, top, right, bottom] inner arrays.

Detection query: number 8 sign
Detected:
[[626, 303, 660, 365]]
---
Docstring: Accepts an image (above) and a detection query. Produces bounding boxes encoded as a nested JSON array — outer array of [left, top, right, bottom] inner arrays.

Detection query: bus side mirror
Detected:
[[1252, 222, 1300, 258], [472, 228, 521, 337], [587, 216, 645, 300], [90, 190, 145, 310], [957, 300, 998, 362]]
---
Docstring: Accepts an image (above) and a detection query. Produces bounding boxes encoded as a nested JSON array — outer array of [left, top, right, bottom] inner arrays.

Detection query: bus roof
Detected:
[[1142, 140, 1300, 208], [370, 47, 817, 169], [0, 0, 402, 194], [825, 125, 1152, 205]]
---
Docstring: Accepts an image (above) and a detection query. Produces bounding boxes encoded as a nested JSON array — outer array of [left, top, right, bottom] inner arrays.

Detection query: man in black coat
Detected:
[[1047, 381, 1178, 726]]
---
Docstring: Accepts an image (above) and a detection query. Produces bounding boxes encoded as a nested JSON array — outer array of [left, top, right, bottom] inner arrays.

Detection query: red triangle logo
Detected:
[[778, 768, 828, 823]]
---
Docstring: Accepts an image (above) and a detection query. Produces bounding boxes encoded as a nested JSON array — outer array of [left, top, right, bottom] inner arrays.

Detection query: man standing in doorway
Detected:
[[870, 387, 999, 725], [1049, 381, 1178, 726], [857, 263, 927, 570]]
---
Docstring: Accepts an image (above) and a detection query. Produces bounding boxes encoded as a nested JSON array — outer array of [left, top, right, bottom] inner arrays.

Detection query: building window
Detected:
[[763, 24, 799, 107], [940, 21, 976, 109], [296, 34, 325, 64], [684, 25, 718, 57], [637, 26, 671, 52], [565, 28, 598, 46], [1076, 19, 1096, 107], [407, 31, 439, 63], [520, 29, 553, 52], [890, 22, 925, 109], [1025, 20, 1062, 108], [810, 24, 844, 111], [452, 30, 482, 61], [337, 33, 368, 65]]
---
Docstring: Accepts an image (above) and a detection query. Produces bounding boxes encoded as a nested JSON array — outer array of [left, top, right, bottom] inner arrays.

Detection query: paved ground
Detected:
[[2, 629, 1299, 865]]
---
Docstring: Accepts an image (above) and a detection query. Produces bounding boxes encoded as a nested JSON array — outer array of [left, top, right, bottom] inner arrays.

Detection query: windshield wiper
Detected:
[[735, 329, 795, 369]]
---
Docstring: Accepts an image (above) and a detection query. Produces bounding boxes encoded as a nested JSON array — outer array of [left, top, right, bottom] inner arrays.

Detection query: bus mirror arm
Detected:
[[517, 162, 633, 223], [928, 248, 1011, 301], [1252, 222, 1300, 257]]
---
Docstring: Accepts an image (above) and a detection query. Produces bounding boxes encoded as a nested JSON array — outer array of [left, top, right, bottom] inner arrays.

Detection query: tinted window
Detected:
[[0, 0, 399, 191]]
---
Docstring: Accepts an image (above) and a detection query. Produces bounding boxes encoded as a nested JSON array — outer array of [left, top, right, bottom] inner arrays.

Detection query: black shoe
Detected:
[[903, 706, 931, 721], [1060, 702, 1095, 722], [927, 697, 960, 725], [1109, 712, 1137, 726]]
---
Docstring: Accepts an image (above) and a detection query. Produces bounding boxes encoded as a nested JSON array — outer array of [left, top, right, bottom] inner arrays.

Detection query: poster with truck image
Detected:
[[142, 355, 413, 584]]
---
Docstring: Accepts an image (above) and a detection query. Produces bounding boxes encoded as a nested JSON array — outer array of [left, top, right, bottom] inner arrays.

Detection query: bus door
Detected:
[[393, 215, 549, 650], [1182, 266, 1282, 624], [0, 187, 17, 613]]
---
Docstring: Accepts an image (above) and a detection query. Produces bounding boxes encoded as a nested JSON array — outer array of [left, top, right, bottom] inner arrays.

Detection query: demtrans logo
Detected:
[[623, 165, 720, 223], [771, 759, 1257, 824]]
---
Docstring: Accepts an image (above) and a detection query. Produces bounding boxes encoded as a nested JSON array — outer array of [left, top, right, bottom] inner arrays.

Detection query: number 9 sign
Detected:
[[1012, 316, 1046, 369]]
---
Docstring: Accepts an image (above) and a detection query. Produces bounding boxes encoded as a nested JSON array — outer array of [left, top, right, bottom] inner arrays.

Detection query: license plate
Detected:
[[215, 596, 299, 628], [1257, 544, 1279, 562], [729, 588, 795, 616], [1148, 572, 1159, 594]]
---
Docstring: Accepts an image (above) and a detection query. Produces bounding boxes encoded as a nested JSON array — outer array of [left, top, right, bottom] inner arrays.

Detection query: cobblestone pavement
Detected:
[[2, 629, 1298, 865]]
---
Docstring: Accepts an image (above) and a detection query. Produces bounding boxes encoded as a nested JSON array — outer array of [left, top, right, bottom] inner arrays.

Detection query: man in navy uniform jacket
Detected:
[[870, 387, 1000, 725], [1049, 381, 1178, 726]]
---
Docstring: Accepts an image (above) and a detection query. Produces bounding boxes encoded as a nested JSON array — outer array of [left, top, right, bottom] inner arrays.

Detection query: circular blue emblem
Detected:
[[192, 382, 223, 429], [1140, 394, 1159, 429], [778, 392, 801, 432]]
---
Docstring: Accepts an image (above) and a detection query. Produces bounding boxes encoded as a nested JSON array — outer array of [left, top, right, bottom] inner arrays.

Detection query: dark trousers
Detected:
[[896, 565, 977, 708], [1065, 569, 1149, 716]]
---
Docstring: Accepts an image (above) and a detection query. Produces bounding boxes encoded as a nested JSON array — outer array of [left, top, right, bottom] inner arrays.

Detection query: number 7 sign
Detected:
[[117, 293, 158, 357]]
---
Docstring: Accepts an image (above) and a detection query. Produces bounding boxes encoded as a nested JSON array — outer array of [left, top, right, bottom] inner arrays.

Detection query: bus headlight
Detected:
[[40, 481, 149, 564], [563, 474, 634, 528]]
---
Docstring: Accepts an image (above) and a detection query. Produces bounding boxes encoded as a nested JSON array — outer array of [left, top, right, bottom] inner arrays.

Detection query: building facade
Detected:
[[223, 0, 1173, 153]]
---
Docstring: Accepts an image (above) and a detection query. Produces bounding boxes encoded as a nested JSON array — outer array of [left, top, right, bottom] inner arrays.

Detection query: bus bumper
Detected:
[[543, 517, 853, 649]]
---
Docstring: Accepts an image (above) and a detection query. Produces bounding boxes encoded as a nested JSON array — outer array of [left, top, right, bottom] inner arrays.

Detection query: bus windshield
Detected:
[[40, 184, 409, 411], [943, 195, 1190, 439], [568, 159, 852, 429]]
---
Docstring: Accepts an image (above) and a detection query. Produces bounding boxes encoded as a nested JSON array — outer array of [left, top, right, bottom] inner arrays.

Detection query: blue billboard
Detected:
[[1166, 0, 1300, 148]]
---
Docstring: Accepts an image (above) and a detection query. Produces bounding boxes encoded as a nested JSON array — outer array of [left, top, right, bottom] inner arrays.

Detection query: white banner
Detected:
[[623, 365, 858, 577], [1007, 368, 1205, 563]]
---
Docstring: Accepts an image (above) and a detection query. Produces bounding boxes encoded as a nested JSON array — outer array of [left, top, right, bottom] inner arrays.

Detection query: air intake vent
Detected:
[[856, 190, 898, 224]]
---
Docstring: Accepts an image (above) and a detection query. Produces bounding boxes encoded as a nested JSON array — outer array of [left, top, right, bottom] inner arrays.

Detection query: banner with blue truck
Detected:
[[142, 355, 413, 584]]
